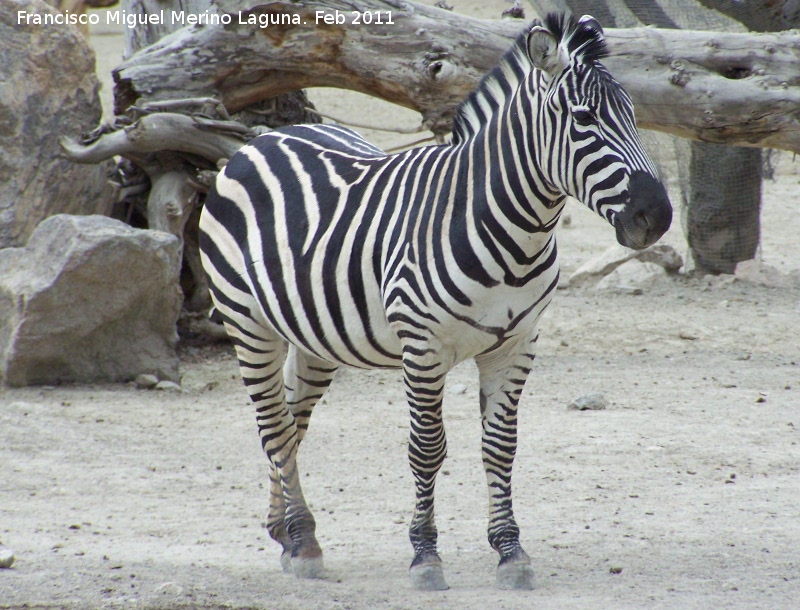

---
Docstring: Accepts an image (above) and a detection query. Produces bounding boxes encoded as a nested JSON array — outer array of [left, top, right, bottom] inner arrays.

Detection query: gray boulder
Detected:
[[0, 0, 114, 248], [0, 215, 182, 386]]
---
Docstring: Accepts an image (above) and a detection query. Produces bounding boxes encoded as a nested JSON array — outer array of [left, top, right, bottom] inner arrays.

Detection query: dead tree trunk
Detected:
[[680, 4, 761, 274], [116, 0, 210, 310], [105, 0, 800, 152], [686, 144, 762, 272]]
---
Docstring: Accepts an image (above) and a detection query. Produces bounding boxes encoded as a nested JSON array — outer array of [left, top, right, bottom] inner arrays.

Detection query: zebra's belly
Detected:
[[413, 293, 550, 359]]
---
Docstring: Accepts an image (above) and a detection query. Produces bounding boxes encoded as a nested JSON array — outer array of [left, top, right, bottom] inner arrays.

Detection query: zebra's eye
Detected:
[[572, 109, 596, 126]]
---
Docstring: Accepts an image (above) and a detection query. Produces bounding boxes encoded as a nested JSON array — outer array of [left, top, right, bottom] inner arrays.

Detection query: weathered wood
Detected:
[[607, 25, 800, 151], [115, 0, 225, 315], [146, 170, 200, 237], [58, 113, 253, 164], [106, 0, 319, 312], [112, 0, 800, 152]]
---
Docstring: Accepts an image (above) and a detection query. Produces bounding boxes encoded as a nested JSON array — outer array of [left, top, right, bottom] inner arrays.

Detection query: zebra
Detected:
[[199, 12, 672, 591]]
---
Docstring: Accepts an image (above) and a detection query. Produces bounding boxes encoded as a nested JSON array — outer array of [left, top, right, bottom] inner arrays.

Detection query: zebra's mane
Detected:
[[451, 13, 608, 143]]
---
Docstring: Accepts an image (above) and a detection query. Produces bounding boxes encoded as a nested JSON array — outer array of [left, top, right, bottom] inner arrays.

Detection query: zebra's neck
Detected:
[[451, 29, 531, 144], [446, 34, 565, 279]]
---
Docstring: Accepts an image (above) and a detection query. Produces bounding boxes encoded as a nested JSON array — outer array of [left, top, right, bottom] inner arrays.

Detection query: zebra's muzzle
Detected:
[[614, 171, 673, 250]]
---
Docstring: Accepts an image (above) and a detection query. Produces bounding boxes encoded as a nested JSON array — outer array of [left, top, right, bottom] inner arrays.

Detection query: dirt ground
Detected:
[[2, 2, 800, 609]]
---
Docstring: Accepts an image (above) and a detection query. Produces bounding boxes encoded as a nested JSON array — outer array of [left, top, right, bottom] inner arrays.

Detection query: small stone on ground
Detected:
[[568, 392, 608, 411], [0, 547, 15, 569]]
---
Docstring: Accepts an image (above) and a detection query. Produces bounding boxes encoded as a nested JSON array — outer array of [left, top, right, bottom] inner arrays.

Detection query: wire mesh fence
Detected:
[[526, 0, 794, 273]]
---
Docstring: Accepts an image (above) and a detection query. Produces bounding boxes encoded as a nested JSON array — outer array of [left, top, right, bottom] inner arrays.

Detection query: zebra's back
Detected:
[[200, 124, 413, 369]]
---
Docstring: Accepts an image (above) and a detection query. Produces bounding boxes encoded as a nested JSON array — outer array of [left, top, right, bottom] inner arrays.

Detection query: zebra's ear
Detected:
[[578, 15, 604, 36], [527, 26, 566, 77]]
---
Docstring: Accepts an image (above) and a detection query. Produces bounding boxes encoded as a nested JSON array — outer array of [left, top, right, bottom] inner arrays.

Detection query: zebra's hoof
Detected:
[[292, 556, 326, 579], [410, 563, 449, 591], [496, 560, 535, 590], [408, 561, 450, 591], [280, 550, 292, 574]]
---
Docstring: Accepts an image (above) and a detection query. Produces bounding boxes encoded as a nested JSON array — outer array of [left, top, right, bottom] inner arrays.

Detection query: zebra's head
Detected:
[[527, 13, 672, 250]]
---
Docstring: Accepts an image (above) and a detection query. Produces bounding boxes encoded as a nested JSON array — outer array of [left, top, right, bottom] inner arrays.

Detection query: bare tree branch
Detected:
[[108, 0, 800, 152], [59, 113, 257, 164]]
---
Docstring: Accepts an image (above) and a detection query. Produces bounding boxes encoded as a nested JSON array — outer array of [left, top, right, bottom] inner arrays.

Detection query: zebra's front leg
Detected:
[[475, 336, 538, 590], [403, 355, 450, 591], [229, 328, 325, 579]]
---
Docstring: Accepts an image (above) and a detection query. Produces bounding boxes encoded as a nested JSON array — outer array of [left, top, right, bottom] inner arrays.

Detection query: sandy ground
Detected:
[[2, 2, 800, 609]]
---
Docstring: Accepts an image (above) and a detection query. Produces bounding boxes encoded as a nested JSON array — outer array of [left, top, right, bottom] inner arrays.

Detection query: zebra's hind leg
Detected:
[[402, 355, 450, 591], [475, 336, 538, 590], [283, 344, 338, 445], [277, 345, 338, 575], [265, 461, 293, 573], [228, 326, 325, 580]]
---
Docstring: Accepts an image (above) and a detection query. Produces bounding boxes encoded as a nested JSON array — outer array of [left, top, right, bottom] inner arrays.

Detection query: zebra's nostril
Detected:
[[633, 211, 651, 231]]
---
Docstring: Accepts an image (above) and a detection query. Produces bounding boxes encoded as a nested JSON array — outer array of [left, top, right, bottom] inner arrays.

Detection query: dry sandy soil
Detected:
[[2, 2, 800, 609]]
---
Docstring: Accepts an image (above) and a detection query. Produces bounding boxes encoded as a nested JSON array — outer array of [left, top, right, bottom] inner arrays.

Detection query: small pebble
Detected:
[[154, 381, 182, 392], [135, 374, 159, 389], [568, 392, 607, 411], [0, 548, 15, 569]]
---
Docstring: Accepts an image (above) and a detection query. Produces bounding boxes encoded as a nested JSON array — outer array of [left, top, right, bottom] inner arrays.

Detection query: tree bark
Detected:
[[109, 0, 800, 152]]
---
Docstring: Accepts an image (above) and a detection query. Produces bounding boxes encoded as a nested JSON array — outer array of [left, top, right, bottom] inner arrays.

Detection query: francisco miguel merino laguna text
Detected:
[[17, 9, 396, 29]]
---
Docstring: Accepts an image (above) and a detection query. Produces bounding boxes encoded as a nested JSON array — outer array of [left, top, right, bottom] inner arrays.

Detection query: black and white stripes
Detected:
[[199, 12, 672, 591]]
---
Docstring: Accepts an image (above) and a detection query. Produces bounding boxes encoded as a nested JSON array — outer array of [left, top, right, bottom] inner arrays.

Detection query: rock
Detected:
[[0, 547, 15, 569], [0, 0, 114, 248], [638, 245, 683, 273], [0, 215, 182, 386], [568, 244, 683, 286], [568, 393, 608, 411], [135, 374, 160, 389], [154, 381, 182, 392], [595, 260, 667, 294]]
